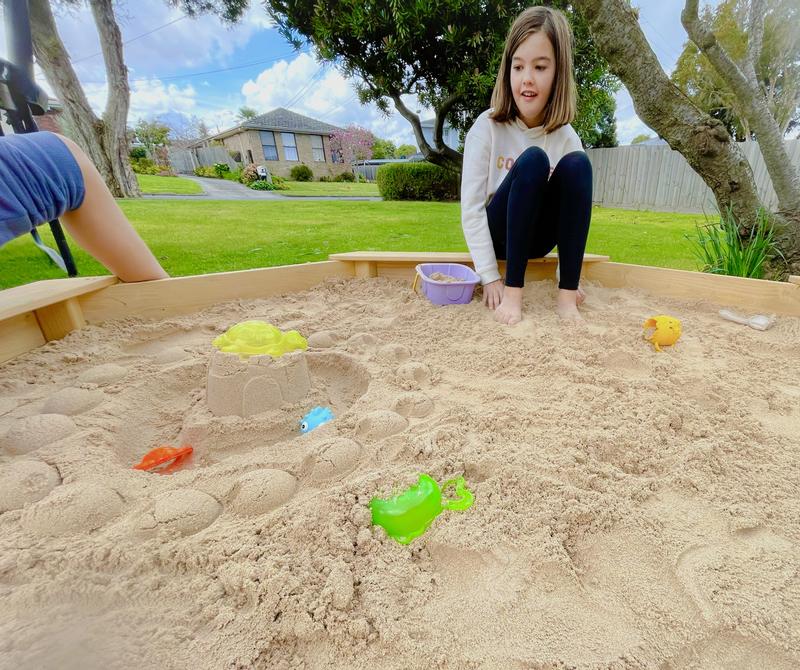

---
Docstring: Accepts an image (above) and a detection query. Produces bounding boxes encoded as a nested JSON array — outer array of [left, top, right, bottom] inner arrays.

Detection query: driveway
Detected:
[[143, 176, 382, 201]]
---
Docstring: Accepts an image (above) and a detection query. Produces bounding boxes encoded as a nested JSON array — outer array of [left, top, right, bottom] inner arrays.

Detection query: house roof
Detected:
[[241, 107, 341, 134], [193, 107, 342, 147]]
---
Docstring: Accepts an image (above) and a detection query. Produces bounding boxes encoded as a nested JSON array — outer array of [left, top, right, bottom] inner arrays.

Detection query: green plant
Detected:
[[687, 206, 780, 279], [129, 146, 147, 160], [194, 166, 219, 178], [334, 171, 356, 182], [319, 175, 331, 182], [377, 162, 459, 201], [130, 157, 160, 175], [213, 162, 231, 178], [271, 175, 288, 190], [290, 164, 314, 181], [250, 179, 276, 190]]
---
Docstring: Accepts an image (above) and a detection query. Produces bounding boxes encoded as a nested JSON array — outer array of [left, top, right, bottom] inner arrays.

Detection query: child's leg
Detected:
[[485, 147, 551, 324], [543, 151, 593, 291], [486, 146, 552, 288], [56, 135, 168, 283]]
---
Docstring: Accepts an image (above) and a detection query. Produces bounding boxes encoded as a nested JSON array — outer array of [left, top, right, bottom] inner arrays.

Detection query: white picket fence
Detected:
[[586, 139, 800, 213]]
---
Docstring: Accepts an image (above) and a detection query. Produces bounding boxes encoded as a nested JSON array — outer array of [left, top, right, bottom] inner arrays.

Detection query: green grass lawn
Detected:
[[281, 181, 380, 197], [0, 202, 708, 289], [137, 174, 203, 195]]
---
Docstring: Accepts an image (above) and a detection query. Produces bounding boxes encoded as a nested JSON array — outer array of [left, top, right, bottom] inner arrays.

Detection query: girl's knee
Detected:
[[514, 146, 550, 181], [556, 151, 592, 176]]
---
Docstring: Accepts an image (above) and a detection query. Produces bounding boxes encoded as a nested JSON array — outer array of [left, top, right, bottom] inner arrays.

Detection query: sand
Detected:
[[0, 275, 799, 669]]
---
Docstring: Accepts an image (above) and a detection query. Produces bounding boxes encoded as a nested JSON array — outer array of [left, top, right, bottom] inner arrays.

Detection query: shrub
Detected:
[[194, 165, 218, 178], [271, 175, 288, 190], [213, 162, 231, 178], [319, 175, 331, 182], [334, 170, 356, 182], [240, 163, 260, 185], [250, 179, 276, 191], [687, 206, 780, 279], [129, 146, 147, 160], [223, 168, 242, 182], [376, 162, 459, 201], [290, 163, 313, 181], [131, 157, 160, 175]]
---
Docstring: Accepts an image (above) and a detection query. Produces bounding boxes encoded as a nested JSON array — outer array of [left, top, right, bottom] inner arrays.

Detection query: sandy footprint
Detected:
[[355, 410, 408, 441], [230, 469, 297, 516], [392, 392, 434, 418], [0, 414, 77, 456], [22, 481, 124, 536], [0, 460, 62, 512]]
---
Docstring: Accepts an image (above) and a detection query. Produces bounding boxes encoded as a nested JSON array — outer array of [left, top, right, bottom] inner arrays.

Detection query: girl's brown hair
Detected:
[[489, 6, 577, 132]]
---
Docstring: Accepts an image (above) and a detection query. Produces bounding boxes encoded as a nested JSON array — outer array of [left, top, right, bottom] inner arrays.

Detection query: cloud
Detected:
[[80, 78, 198, 123], [241, 53, 425, 146]]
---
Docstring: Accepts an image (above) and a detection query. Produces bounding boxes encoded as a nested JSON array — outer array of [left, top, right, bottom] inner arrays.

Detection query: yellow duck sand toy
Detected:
[[643, 315, 681, 352]]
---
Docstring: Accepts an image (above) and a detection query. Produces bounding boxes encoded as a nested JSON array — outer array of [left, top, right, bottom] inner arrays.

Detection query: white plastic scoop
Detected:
[[719, 309, 776, 331]]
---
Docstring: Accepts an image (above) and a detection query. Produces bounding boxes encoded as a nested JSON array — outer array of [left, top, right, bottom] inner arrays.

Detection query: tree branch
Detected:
[[390, 91, 434, 155], [745, 0, 765, 82]]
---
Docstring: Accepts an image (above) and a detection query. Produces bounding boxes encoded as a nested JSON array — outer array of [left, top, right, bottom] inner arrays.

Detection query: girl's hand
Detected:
[[483, 279, 504, 310]]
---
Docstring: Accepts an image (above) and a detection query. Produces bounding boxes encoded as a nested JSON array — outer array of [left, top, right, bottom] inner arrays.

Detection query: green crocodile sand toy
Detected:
[[369, 474, 474, 545]]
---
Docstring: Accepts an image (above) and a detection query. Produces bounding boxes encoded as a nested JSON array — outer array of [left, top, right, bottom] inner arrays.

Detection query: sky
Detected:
[[0, 1, 723, 146]]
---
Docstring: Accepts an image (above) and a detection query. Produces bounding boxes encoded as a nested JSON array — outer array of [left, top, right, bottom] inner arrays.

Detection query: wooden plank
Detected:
[[80, 260, 353, 322], [0, 276, 117, 321], [354, 261, 378, 278], [0, 312, 46, 365], [788, 275, 800, 286], [585, 262, 800, 316], [377, 261, 557, 284], [35, 297, 86, 341], [329, 251, 610, 264]]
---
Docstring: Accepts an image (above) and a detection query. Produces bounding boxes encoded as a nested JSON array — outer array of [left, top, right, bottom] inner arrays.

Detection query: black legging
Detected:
[[486, 146, 592, 290]]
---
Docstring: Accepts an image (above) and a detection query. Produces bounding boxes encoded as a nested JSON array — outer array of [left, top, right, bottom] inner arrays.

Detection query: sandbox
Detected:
[[1, 252, 799, 669]]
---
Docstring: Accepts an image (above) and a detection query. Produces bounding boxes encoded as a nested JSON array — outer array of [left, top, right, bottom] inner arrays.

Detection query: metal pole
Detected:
[[4, 0, 34, 77]]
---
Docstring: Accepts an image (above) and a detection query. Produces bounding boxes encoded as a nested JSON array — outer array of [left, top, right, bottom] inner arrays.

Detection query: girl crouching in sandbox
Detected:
[[0, 131, 167, 283], [461, 6, 593, 324]]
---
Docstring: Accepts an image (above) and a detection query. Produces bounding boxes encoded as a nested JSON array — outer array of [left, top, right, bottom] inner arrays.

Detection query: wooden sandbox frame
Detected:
[[2, 250, 800, 366]]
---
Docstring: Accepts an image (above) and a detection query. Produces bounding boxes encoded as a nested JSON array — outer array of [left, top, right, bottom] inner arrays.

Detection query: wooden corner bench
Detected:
[[0, 276, 118, 363]]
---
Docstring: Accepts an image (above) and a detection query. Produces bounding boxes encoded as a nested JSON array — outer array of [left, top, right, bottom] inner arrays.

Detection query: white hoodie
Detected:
[[460, 110, 584, 285]]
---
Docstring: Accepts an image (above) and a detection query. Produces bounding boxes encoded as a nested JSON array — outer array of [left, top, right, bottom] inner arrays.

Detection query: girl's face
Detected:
[[510, 31, 556, 128]]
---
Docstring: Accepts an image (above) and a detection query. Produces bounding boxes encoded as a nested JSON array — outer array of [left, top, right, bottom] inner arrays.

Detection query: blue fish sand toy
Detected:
[[300, 406, 334, 433]]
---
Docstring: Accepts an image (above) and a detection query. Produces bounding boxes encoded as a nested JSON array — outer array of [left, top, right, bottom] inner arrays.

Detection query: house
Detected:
[[192, 107, 350, 179], [420, 118, 460, 151]]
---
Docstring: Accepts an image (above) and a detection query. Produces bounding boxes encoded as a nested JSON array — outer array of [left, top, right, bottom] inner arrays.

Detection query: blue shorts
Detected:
[[0, 131, 86, 247]]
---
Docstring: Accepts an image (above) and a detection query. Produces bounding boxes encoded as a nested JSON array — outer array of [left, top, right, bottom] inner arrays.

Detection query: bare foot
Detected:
[[495, 286, 523, 325], [576, 284, 586, 306], [556, 289, 584, 322]]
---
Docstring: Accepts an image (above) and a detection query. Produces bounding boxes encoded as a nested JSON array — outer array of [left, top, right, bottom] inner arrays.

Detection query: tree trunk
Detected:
[[573, 0, 800, 274], [29, 0, 140, 197], [390, 93, 463, 173], [682, 0, 800, 214]]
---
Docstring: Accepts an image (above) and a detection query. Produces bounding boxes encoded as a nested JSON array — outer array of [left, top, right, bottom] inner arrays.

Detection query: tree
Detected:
[[672, 0, 799, 142], [29, 0, 247, 197], [631, 134, 654, 145], [157, 112, 211, 147], [236, 106, 259, 122], [135, 119, 171, 157], [396, 143, 417, 158], [329, 125, 374, 164], [371, 137, 396, 159], [265, 0, 619, 173], [572, 0, 800, 274]]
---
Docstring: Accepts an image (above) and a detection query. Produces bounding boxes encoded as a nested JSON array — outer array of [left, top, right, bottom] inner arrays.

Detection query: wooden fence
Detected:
[[168, 146, 237, 174], [586, 139, 800, 213]]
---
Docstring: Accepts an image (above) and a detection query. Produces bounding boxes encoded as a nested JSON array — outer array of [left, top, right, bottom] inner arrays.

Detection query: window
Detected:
[[311, 135, 325, 162], [260, 131, 278, 161], [281, 132, 298, 161]]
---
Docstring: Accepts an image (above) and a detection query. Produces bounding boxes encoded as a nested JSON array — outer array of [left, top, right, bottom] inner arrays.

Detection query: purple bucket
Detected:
[[415, 263, 480, 306]]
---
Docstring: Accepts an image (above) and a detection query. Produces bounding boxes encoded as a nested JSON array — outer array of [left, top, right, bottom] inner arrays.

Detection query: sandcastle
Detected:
[[206, 320, 311, 417]]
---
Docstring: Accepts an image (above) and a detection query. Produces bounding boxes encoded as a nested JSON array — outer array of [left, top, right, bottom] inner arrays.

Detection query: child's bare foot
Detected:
[[495, 286, 523, 325], [556, 289, 583, 322], [576, 284, 586, 306]]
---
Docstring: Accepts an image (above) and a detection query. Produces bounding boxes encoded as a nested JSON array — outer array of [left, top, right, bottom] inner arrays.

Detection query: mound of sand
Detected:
[[1, 276, 798, 669]]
